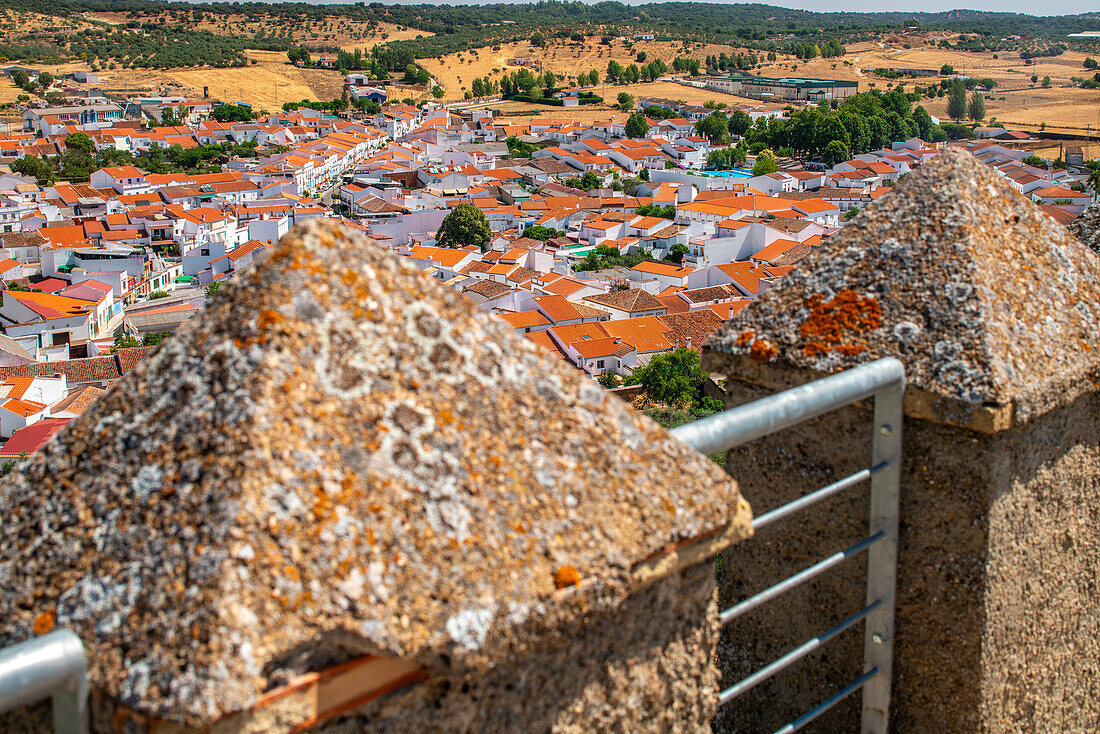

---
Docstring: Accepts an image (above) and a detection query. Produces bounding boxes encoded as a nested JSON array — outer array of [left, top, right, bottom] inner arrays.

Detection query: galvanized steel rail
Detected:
[[0, 629, 89, 734], [671, 357, 904, 734]]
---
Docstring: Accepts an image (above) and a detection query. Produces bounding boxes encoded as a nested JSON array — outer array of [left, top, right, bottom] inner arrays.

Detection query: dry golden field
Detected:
[[759, 40, 1100, 134], [81, 11, 430, 52], [418, 37, 746, 102], [3, 51, 344, 113], [2, 18, 1098, 136]]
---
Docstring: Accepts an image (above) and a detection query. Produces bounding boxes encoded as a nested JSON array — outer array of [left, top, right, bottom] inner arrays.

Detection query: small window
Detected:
[[596, 360, 605, 369], [52, 331, 70, 346]]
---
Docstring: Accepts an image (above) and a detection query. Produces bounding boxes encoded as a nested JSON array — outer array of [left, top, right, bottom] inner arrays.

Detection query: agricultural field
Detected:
[[418, 37, 745, 102], [1, 51, 344, 113], [762, 38, 1100, 134], [81, 11, 429, 53]]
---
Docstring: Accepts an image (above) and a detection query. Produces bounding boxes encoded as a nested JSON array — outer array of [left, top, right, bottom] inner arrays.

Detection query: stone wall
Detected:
[[328, 560, 723, 733], [709, 369, 1100, 734]]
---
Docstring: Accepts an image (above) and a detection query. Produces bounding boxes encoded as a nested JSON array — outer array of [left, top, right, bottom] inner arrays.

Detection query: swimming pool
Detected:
[[709, 168, 754, 178]]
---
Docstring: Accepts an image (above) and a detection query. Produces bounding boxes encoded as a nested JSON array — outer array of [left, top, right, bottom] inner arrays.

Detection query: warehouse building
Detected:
[[704, 75, 858, 102]]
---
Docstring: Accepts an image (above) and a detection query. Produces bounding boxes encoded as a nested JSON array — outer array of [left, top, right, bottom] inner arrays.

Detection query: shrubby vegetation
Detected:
[[727, 88, 962, 166], [1, 1, 1096, 73], [573, 244, 654, 271], [625, 348, 724, 418]]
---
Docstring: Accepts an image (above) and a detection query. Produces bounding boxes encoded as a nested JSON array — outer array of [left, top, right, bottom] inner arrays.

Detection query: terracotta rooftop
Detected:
[[0, 348, 151, 384], [0, 220, 747, 727], [584, 288, 666, 313], [705, 148, 1100, 426]]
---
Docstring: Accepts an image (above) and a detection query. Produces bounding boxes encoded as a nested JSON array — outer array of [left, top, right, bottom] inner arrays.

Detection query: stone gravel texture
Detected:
[[706, 147, 1100, 425], [1068, 198, 1100, 255], [0, 220, 748, 728]]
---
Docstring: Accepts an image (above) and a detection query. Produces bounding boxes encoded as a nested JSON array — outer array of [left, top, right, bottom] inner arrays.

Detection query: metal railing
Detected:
[[0, 629, 89, 734], [671, 357, 904, 734]]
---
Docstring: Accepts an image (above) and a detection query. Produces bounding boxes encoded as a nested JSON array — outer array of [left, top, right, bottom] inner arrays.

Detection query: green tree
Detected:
[[625, 111, 648, 138], [521, 225, 562, 241], [530, 32, 546, 48], [911, 106, 934, 140], [821, 139, 850, 167], [142, 331, 171, 346], [436, 203, 491, 251], [751, 150, 777, 176], [597, 371, 620, 389], [211, 104, 255, 122], [38, 72, 53, 88], [11, 70, 28, 87], [967, 91, 986, 122], [204, 282, 221, 301], [617, 92, 634, 111], [1085, 58, 1099, 71], [148, 289, 170, 300], [111, 332, 141, 352], [625, 347, 716, 410], [606, 60, 623, 83], [947, 78, 967, 123], [695, 111, 730, 145], [65, 133, 95, 155], [11, 155, 56, 185], [728, 109, 752, 137], [664, 243, 689, 264], [1085, 160, 1100, 192], [1042, 76, 1051, 87]]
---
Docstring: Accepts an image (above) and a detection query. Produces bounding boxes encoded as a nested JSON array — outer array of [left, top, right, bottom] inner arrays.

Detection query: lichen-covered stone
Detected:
[[705, 148, 1100, 425], [1068, 198, 1100, 255], [0, 220, 748, 727]]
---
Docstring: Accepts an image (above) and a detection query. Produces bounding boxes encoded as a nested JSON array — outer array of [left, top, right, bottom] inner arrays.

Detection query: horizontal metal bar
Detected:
[[670, 357, 906, 457], [0, 629, 88, 734], [773, 668, 881, 734], [753, 464, 883, 531], [720, 532, 884, 626], [718, 600, 882, 706]]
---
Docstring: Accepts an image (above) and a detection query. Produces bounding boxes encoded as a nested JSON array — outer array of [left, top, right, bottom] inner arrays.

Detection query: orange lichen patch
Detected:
[[33, 609, 55, 635], [258, 309, 285, 331], [437, 409, 456, 425], [748, 339, 778, 363], [554, 565, 581, 589], [736, 330, 755, 347], [798, 289, 882, 358], [800, 289, 882, 344], [802, 341, 829, 357]]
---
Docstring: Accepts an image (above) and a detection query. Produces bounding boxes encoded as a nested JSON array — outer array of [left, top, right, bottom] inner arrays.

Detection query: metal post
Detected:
[[861, 377, 903, 733], [0, 629, 89, 734]]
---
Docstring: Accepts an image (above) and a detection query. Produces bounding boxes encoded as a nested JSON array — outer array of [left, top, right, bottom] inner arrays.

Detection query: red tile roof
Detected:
[[0, 417, 71, 457]]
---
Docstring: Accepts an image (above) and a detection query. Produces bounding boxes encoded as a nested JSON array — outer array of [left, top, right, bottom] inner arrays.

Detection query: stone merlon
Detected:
[[705, 147, 1100, 430], [0, 220, 750, 728]]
